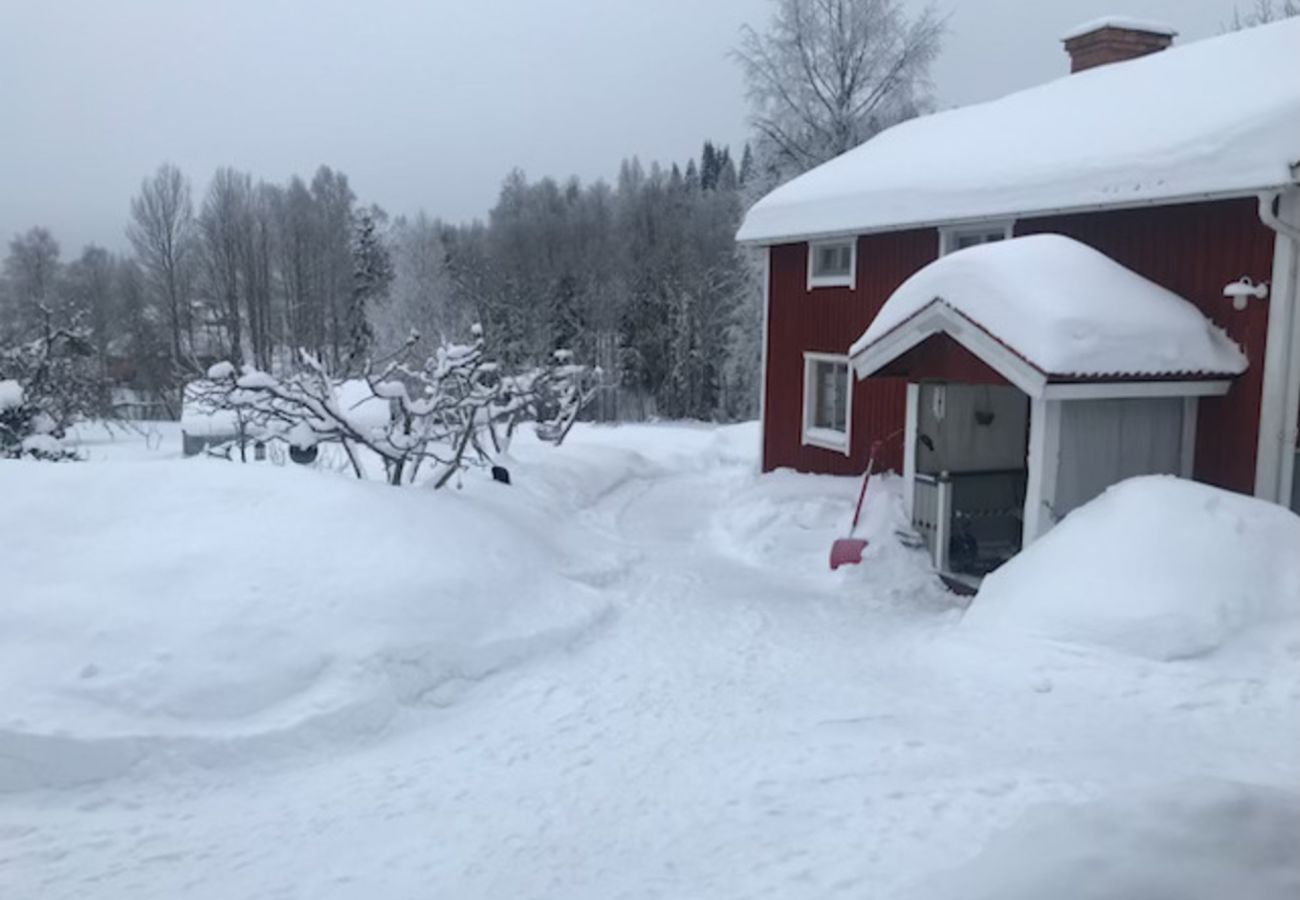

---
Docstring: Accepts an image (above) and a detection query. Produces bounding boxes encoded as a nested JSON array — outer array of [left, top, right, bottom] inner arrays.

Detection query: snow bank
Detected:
[[0, 459, 611, 791], [737, 18, 1300, 243], [909, 780, 1300, 900], [851, 235, 1245, 378], [965, 476, 1300, 660], [561, 420, 761, 472], [711, 469, 950, 609]]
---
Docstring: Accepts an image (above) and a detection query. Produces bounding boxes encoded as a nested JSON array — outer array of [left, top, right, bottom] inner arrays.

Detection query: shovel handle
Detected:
[[849, 439, 883, 532]]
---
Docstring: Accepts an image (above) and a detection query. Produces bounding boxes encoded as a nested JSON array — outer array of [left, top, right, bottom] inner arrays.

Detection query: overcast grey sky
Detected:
[[0, 0, 1240, 254]]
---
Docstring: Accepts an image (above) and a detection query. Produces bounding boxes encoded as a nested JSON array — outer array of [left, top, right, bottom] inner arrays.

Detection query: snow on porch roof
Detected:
[[848, 235, 1247, 391], [736, 17, 1300, 245]]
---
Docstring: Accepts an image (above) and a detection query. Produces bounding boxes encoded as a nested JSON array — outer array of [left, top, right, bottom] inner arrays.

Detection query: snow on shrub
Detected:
[[0, 316, 98, 461], [965, 476, 1300, 660], [191, 327, 599, 485], [0, 379, 21, 412], [908, 780, 1300, 900]]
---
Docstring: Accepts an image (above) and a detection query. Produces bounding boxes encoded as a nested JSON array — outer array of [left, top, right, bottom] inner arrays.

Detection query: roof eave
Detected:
[[736, 184, 1294, 247]]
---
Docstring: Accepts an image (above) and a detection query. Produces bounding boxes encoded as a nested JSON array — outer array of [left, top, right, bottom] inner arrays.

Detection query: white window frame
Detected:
[[806, 239, 857, 290], [802, 352, 853, 455], [939, 220, 1015, 256]]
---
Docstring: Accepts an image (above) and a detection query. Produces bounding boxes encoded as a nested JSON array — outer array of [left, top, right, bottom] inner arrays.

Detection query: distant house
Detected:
[[737, 17, 1300, 584]]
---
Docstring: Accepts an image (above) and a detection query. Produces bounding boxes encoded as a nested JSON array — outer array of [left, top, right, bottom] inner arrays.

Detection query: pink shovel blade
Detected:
[[829, 537, 869, 571]]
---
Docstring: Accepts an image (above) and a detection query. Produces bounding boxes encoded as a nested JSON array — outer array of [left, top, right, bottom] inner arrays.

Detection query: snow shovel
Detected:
[[829, 440, 883, 571]]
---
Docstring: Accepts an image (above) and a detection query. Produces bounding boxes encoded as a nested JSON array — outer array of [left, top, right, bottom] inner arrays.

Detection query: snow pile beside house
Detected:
[[0, 459, 613, 791], [711, 469, 950, 609], [850, 235, 1245, 378], [910, 780, 1300, 900], [965, 476, 1300, 660], [737, 17, 1300, 242]]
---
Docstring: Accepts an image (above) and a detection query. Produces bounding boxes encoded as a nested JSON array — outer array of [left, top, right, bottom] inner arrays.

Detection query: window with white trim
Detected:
[[940, 221, 1014, 256], [807, 239, 856, 289], [803, 354, 851, 453]]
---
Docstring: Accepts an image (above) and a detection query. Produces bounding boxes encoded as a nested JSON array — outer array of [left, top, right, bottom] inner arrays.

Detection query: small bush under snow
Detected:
[[965, 476, 1300, 660]]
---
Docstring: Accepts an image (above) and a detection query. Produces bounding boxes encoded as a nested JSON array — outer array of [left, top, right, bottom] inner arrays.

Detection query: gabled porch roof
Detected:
[[849, 235, 1247, 399]]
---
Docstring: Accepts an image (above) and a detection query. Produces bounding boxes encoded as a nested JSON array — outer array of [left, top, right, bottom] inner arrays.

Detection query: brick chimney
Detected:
[[1062, 17, 1177, 73]]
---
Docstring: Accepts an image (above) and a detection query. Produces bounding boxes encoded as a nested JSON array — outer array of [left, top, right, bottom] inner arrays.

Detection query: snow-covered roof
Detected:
[[849, 235, 1247, 386], [1061, 16, 1177, 41], [737, 18, 1300, 245]]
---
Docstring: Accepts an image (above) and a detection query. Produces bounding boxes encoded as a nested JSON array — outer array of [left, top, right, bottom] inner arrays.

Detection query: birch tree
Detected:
[[127, 164, 195, 368], [3, 227, 61, 337], [735, 0, 944, 181]]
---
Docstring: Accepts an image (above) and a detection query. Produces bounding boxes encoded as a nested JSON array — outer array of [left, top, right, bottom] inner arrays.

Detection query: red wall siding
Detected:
[[1016, 200, 1275, 493], [763, 198, 1277, 492], [763, 229, 938, 474]]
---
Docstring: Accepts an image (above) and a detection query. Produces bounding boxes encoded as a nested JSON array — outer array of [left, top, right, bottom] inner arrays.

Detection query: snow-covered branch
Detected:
[[193, 326, 598, 486]]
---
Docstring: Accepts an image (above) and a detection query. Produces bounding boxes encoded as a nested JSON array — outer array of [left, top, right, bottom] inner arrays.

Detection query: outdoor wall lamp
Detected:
[[1223, 277, 1269, 311]]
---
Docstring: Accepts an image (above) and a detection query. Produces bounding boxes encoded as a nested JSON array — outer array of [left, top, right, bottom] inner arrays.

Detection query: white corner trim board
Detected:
[[758, 247, 771, 471], [1181, 397, 1199, 478], [903, 383, 919, 518], [1255, 189, 1300, 504], [1022, 397, 1063, 545]]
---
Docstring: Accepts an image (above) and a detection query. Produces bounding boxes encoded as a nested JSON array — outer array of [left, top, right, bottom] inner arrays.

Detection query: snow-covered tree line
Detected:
[[420, 144, 762, 423], [0, 164, 394, 425], [1, 0, 947, 443], [0, 147, 762, 433]]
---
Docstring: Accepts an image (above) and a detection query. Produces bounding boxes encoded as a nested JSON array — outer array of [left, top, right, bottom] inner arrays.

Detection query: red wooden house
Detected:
[[737, 17, 1300, 583]]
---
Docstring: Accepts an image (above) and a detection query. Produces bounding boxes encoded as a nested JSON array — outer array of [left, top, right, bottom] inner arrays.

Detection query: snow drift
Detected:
[[965, 476, 1300, 660], [0, 458, 614, 791], [909, 780, 1300, 900]]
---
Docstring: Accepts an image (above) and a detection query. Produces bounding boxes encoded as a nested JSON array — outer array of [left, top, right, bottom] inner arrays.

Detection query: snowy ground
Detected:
[[2, 422, 1298, 899]]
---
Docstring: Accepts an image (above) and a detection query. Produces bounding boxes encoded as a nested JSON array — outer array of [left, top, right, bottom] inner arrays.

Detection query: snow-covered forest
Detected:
[[0, 148, 758, 429], [0, 0, 954, 437]]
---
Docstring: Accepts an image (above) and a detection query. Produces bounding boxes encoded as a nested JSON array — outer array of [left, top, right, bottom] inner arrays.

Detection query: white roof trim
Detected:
[[850, 301, 1048, 397], [1043, 380, 1231, 399], [735, 187, 1275, 247]]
